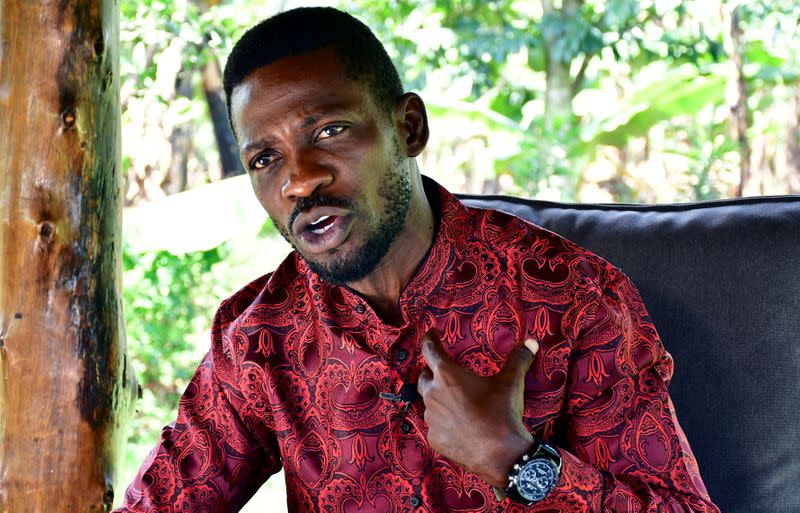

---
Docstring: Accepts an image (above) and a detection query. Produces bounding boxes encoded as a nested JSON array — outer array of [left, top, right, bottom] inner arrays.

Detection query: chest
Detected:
[[247, 303, 570, 442]]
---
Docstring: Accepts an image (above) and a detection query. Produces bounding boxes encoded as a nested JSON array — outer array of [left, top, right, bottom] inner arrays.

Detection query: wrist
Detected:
[[482, 426, 534, 487]]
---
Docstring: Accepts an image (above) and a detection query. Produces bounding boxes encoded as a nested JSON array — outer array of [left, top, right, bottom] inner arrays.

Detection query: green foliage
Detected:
[[671, 119, 737, 201], [349, 0, 768, 199], [116, 3, 800, 507], [501, 114, 585, 197], [539, 6, 603, 64], [121, 243, 230, 481], [120, 0, 254, 89], [586, 65, 727, 149]]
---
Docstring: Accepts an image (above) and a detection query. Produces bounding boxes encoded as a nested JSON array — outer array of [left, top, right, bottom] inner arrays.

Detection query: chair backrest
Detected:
[[460, 194, 800, 513]]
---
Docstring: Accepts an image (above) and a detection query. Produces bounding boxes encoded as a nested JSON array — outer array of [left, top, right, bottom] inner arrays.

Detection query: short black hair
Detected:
[[223, 7, 404, 132]]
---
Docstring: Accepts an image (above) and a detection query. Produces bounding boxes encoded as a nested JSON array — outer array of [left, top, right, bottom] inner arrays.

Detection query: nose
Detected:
[[280, 152, 334, 201]]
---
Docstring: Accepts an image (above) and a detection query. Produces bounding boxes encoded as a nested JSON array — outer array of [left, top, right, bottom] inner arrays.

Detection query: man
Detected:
[[115, 7, 719, 512]]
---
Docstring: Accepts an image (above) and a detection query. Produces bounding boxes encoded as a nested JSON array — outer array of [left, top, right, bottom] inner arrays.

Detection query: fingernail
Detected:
[[524, 338, 539, 353]]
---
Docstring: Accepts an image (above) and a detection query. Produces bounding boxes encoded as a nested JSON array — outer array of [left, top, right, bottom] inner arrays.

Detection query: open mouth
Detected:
[[292, 207, 353, 254], [306, 215, 337, 235]]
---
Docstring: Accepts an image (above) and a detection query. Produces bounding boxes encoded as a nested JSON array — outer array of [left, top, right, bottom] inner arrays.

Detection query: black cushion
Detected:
[[459, 194, 800, 513]]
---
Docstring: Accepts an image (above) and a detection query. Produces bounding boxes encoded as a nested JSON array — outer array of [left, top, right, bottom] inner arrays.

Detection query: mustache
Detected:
[[289, 194, 356, 231]]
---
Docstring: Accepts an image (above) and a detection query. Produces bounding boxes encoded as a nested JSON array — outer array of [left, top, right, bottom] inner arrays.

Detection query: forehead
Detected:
[[230, 47, 375, 142]]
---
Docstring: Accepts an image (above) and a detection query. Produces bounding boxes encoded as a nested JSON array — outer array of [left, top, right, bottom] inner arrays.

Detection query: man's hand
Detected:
[[417, 328, 539, 487]]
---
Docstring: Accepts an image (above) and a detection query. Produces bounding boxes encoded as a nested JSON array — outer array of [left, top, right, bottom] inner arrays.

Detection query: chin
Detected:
[[303, 245, 384, 286]]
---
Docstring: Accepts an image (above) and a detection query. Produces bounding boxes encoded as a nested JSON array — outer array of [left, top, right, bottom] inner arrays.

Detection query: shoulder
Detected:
[[213, 273, 272, 328], [461, 204, 643, 312], [211, 252, 306, 344], [465, 203, 609, 264], [207, 252, 310, 394]]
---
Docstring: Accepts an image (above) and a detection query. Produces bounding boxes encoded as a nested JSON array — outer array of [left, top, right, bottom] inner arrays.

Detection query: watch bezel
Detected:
[[504, 439, 562, 505]]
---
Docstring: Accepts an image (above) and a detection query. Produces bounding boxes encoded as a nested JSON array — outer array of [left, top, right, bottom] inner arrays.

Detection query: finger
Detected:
[[500, 337, 538, 379], [417, 367, 434, 398], [421, 327, 455, 373]]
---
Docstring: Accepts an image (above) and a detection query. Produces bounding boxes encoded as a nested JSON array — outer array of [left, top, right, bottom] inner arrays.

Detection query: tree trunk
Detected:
[[722, 2, 751, 197], [787, 82, 800, 193], [0, 1, 138, 511], [202, 53, 245, 178], [541, 0, 582, 121], [163, 71, 194, 196], [191, 0, 244, 178]]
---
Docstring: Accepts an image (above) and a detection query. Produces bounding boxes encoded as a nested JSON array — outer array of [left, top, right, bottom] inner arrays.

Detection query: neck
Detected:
[[348, 177, 435, 325]]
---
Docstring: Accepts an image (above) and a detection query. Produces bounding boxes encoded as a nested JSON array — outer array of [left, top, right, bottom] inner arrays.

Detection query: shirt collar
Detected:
[[299, 176, 469, 330]]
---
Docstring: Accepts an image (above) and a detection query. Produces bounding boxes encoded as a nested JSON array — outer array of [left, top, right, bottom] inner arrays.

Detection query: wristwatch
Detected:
[[504, 438, 562, 505]]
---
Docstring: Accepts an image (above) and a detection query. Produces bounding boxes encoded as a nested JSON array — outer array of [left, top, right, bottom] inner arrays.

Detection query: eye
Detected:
[[251, 152, 279, 171], [315, 124, 347, 141]]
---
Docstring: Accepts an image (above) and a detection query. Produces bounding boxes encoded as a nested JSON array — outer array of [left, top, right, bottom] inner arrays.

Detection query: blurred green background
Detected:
[[118, 0, 800, 510]]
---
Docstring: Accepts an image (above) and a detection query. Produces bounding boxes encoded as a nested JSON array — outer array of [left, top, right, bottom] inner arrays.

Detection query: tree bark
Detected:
[[191, 0, 244, 178], [163, 71, 194, 196], [722, 2, 751, 197], [787, 82, 800, 193], [202, 53, 245, 178], [541, 0, 582, 121], [0, 1, 138, 511]]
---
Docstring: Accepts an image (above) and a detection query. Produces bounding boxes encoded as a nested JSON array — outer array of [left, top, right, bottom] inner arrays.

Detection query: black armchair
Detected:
[[460, 194, 800, 513]]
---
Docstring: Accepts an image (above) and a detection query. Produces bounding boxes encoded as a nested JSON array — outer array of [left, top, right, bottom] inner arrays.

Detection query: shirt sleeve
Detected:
[[516, 263, 720, 512], [112, 301, 282, 512]]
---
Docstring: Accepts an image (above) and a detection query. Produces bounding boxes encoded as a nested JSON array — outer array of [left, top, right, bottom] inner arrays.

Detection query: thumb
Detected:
[[422, 327, 454, 372], [500, 338, 538, 379]]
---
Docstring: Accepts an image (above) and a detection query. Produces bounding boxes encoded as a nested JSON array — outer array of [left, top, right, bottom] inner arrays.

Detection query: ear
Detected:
[[394, 92, 429, 157]]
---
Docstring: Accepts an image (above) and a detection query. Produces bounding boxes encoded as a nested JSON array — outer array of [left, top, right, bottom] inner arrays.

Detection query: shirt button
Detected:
[[355, 303, 366, 314], [409, 496, 421, 508], [395, 348, 409, 363], [400, 420, 412, 434]]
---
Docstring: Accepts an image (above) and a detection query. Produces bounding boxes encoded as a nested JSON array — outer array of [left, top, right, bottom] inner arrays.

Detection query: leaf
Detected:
[[746, 65, 800, 84], [744, 39, 784, 67], [584, 65, 726, 148], [424, 97, 522, 134], [527, 41, 547, 71]]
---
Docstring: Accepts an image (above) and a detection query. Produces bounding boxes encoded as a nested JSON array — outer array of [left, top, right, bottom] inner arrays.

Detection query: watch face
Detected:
[[516, 459, 558, 502]]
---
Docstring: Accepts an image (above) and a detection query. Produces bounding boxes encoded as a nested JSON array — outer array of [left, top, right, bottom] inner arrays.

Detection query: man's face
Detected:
[[230, 47, 412, 285]]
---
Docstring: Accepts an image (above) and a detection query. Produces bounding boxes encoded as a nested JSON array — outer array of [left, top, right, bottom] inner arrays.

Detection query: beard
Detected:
[[273, 159, 413, 286]]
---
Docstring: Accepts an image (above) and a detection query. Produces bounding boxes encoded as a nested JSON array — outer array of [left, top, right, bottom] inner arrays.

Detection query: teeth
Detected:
[[308, 215, 335, 235], [311, 221, 334, 235]]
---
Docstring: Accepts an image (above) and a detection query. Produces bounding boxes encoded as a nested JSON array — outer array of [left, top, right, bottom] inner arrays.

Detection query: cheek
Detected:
[[249, 173, 286, 226], [250, 169, 277, 201], [342, 123, 389, 172]]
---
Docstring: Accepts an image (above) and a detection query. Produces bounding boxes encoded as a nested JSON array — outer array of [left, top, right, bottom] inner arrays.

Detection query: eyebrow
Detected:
[[242, 137, 276, 155], [300, 114, 321, 129], [241, 108, 354, 155]]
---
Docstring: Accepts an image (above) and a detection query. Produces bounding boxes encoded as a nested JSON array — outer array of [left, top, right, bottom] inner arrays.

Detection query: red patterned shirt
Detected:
[[116, 180, 719, 512]]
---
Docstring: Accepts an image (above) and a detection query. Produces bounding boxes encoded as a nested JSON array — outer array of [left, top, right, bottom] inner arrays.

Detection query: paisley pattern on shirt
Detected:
[[115, 180, 719, 513]]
